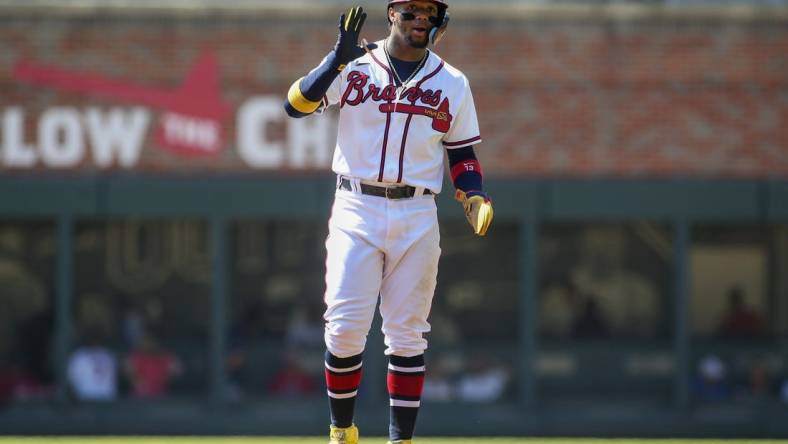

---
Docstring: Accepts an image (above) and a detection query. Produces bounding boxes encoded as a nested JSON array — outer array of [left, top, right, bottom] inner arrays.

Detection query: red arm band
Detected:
[[450, 159, 482, 182]]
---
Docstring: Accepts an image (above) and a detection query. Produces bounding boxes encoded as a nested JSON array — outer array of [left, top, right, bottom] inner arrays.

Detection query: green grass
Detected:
[[2, 439, 787, 444]]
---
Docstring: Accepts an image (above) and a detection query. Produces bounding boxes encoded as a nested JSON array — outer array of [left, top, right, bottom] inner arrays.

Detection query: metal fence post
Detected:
[[673, 218, 691, 410], [520, 215, 539, 410], [54, 213, 74, 403], [210, 215, 228, 405]]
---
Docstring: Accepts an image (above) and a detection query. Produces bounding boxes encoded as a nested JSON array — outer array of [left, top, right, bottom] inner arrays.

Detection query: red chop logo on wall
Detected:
[[13, 50, 231, 157]]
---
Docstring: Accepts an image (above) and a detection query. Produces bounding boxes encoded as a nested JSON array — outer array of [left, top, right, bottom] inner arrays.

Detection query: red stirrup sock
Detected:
[[387, 354, 425, 441], [325, 351, 363, 428]]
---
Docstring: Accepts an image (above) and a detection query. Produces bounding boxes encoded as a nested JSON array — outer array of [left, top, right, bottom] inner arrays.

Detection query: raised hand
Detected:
[[334, 6, 375, 70]]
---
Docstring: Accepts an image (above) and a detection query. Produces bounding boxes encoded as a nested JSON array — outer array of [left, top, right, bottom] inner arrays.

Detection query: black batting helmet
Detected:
[[387, 0, 450, 45]]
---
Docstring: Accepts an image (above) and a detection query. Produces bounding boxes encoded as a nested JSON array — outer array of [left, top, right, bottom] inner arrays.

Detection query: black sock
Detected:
[[387, 354, 425, 441], [325, 350, 363, 428]]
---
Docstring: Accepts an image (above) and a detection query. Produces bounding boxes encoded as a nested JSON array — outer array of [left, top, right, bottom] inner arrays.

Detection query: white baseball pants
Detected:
[[323, 183, 441, 358]]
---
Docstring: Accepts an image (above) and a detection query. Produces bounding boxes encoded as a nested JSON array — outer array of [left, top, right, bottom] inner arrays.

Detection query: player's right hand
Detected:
[[333, 6, 376, 70]]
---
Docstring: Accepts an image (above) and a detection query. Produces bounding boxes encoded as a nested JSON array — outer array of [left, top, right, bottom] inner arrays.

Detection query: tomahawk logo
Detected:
[[12, 50, 231, 158], [3, 50, 336, 170]]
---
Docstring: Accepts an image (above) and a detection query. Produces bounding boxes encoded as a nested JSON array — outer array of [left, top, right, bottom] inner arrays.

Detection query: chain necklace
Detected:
[[384, 38, 429, 100]]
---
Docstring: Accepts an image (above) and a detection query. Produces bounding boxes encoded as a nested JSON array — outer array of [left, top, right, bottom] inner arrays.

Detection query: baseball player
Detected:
[[284, 1, 492, 443]]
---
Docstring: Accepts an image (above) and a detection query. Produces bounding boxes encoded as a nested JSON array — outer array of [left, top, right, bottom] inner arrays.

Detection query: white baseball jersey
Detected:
[[321, 40, 482, 194]]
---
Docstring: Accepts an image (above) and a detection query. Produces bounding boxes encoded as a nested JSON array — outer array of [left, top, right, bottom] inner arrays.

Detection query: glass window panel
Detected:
[[775, 225, 788, 338], [433, 222, 519, 346], [777, 225, 788, 404], [0, 221, 57, 404], [690, 224, 784, 405], [227, 220, 327, 402], [540, 223, 672, 342], [71, 220, 211, 402], [537, 222, 673, 404], [424, 222, 519, 405], [690, 225, 769, 339]]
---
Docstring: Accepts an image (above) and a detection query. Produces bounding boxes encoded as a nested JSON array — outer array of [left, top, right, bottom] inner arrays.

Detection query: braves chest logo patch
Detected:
[[341, 70, 452, 133]]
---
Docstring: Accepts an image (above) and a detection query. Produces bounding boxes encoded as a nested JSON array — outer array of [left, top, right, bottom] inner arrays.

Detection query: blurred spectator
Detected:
[[569, 227, 660, 338], [742, 359, 771, 400], [571, 295, 609, 340], [17, 310, 54, 390], [267, 348, 318, 399], [3, 311, 56, 402], [422, 356, 458, 402], [224, 302, 266, 401], [285, 303, 324, 348], [13, 308, 56, 399], [0, 249, 50, 394], [124, 333, 182, 399], [456, 355, 510, 403], [224, 345, 247, 402], [780, 379, 788, 403], [77, 293, 115, 343], [539, 281, 581, 340], [718, 286, 766, 339], [692, 355, 731, 402], [0, 365, 19, 407], [67, 328, 118, 402], [426, 311, 462, 346], [121, 305, 146, 349]]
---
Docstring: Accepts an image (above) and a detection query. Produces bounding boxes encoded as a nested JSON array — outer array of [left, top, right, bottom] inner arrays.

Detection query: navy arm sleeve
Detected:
[[284, 51, 342, 118], [447, 145, 484, 192]]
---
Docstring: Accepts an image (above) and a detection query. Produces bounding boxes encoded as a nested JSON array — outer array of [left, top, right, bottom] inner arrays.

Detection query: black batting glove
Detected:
[[333, 6, 376, 70]]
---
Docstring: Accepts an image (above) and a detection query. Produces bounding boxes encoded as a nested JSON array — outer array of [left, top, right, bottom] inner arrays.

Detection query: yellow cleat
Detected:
[[329, 424, 359, 444]]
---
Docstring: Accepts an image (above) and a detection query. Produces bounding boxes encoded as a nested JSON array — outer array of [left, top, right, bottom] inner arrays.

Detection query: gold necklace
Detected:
[[384, 39, 428, 100]]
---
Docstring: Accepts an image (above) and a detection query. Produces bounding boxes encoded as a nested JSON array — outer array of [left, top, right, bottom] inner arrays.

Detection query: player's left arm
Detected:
[[447, 146, 493, 236], [443, 76, 493, 236]]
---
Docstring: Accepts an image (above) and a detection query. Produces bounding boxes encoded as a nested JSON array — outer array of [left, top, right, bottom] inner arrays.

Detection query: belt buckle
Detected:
[[385, 187, 397, 199]]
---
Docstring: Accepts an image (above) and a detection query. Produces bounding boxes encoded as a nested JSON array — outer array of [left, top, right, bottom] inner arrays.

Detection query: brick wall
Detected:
[[0, 5, 786, 177]]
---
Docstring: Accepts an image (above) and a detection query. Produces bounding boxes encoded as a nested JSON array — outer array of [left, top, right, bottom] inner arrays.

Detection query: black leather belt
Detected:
[[338, 177, 432, 199]]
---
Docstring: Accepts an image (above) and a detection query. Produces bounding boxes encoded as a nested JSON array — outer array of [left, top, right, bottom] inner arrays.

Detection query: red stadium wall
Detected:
[[0, 5, 786, 177]]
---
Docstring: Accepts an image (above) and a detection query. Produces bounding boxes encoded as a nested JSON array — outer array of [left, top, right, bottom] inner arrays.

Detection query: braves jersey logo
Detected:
[[342, 70, 452, 133]]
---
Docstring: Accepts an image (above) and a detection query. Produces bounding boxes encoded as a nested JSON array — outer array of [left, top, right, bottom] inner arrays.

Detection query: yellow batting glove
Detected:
[[455, 190, 494, 236]]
